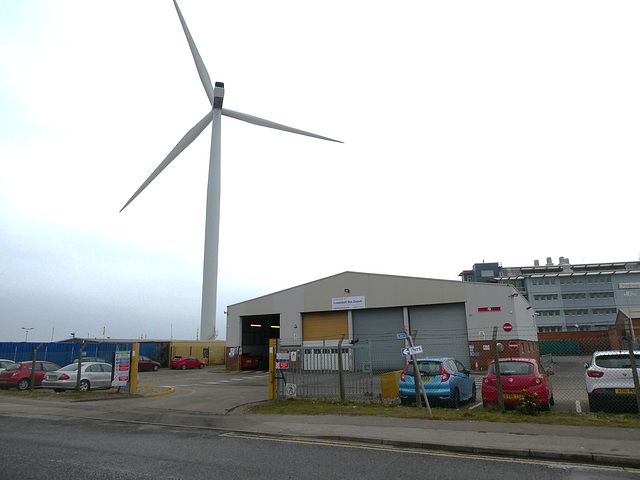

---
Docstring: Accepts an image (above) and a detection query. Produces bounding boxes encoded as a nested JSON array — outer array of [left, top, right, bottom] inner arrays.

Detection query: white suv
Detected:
[[585, 350, 640, 412]]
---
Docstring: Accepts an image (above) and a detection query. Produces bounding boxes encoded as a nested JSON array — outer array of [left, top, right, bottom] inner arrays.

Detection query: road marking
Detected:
[[221, 432, 640, 473]]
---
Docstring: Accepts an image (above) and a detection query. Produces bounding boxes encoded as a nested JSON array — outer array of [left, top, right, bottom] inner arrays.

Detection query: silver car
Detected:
[[0, 359, 15, 371], [41, 362, 113, 392]]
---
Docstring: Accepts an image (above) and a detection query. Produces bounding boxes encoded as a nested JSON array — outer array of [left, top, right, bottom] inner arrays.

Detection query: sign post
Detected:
[[492, 326, 505, 411], [402, 328, 432, 419]]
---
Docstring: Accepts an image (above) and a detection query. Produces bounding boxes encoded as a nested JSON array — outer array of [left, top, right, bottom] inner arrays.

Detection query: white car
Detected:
[[585, 350, 640, 412], [41, 362, 113, 392]]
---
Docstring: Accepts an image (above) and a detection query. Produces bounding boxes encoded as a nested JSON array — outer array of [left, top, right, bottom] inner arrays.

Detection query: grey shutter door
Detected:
[[408, 303, 470, 369]]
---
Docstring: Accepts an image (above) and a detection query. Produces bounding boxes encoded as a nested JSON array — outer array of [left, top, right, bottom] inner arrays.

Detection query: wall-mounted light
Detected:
[[250, 324, 262, 328], [270, 325, 280, 329], [344, 288, 350, 294]]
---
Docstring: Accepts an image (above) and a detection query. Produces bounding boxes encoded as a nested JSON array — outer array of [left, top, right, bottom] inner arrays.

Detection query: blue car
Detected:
[[398, 357, 476, 408]]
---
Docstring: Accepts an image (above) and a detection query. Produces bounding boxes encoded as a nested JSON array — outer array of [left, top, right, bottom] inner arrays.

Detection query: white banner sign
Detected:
[[332, 296, 365, 310]]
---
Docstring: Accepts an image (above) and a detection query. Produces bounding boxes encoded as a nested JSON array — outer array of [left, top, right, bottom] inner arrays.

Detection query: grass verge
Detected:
[[248, 399, 640, 428]]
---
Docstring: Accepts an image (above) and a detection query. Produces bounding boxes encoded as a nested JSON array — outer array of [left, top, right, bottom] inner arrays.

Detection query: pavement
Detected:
[[1, 377, 640, 469], [126, 400, 640, 469]]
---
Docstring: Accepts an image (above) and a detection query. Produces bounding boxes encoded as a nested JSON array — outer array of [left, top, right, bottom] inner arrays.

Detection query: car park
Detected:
[[138, 355, 161, 371], [482, 357, 554, 410], [170, 355, 205, 370], [0, 359, 15, 371], [0, 361, 61, 390], [585, 350, 640, 413], [398, 357, 476, 408], [41, 362, 113, 392]]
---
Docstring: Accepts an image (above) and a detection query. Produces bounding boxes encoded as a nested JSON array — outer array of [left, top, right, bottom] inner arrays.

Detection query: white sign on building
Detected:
[[332, 296, 365, 310]]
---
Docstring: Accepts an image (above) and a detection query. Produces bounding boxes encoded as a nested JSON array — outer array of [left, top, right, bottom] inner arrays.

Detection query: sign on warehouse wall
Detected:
[[332, 296, 365, 310]]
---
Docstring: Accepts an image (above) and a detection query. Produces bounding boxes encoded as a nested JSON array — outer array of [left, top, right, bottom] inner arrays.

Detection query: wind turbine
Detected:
[[120, 0, 341, 341]]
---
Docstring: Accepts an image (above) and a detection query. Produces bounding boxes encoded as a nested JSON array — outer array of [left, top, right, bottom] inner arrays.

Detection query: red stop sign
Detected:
[[508, 341, 519, 350], [503, 323, 512, 332]]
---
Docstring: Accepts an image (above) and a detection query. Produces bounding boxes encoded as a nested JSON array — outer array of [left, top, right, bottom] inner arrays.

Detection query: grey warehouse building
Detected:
[[460, 257, 640, 333], [224, 271, 538, 371]]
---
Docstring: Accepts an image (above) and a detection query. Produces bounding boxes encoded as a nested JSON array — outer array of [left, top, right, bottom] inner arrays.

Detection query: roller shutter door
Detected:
[[408, 303, 469, 369], [352, 307, 405, 372], [302, 311, 348, 341]]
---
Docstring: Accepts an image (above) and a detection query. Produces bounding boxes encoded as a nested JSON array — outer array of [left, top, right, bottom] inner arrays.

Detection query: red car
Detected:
[[482, 357, 554, 410], [138, 355, 161, 372], [0, 361, 61, 391], [170, 355, 205, 370]]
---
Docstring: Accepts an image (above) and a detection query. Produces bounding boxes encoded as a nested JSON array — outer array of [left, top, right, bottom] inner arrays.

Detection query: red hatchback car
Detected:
[[0, 361, 61, 391], [482, 357, 554, 410], [170, 355, 205, 370], [138, 355, 161, 372]]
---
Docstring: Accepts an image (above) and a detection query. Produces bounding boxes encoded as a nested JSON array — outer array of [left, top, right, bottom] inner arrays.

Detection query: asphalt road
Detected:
[[1, 415, 637, 480], [133, 358, 591, 414], [135, 366, 268, 413]]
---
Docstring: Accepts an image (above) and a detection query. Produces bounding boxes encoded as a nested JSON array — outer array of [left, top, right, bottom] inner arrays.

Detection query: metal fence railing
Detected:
[[272, 337, 640, 414]]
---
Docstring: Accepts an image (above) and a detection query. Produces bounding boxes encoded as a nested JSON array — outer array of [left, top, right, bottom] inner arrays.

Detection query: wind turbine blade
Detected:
[[222, 108, 343, 143], [120, 111, 213, 212], [173, 0, 215, 106]]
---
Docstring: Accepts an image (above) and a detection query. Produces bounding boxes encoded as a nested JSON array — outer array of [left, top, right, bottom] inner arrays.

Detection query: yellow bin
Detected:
[[380, 370, 403, 398]]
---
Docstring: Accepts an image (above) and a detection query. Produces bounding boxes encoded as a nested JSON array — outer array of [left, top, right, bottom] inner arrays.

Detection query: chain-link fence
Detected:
[[274, 337, 640, 414]]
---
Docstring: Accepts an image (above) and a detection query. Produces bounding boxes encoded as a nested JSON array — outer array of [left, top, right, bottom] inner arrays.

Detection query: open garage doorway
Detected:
[[241, 314, 280, 370]]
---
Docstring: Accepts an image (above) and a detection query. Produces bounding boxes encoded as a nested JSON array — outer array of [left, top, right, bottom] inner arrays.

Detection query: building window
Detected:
[[534, 294, 558, 301], [589, 292, 614, 299]]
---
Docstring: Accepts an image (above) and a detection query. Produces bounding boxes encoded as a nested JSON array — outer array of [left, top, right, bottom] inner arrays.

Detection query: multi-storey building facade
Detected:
[[460, 257, 640, 333]]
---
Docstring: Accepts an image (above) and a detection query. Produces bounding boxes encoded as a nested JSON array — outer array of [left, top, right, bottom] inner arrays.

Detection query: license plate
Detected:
[[615, 388, 636, 394], [503, 394, 522, 399], [421, 377, 431, 382]]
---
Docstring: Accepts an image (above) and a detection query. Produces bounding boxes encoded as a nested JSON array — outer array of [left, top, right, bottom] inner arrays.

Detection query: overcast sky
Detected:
[[2, 1, 639, 343]]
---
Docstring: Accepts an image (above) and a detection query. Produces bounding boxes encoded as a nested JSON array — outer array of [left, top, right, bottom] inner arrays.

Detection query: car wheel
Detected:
[[450, 388, 460, 409], [540, 400, 550, 411], [588, 394, 600, 413], [54, 389, 65, 393], [153, 365, 159, 371], [199, 364, 204, 369], [399, 396, 411, 406], [16, 378, 29, 391], [549, 394, 555, 406], [181, 364, 187, 370], [79, 380, 90, 391], [470, 384, 477, 403]]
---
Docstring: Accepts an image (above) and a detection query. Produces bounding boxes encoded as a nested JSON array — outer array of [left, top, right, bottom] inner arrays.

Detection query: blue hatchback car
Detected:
[[398, 357, 476, 408]]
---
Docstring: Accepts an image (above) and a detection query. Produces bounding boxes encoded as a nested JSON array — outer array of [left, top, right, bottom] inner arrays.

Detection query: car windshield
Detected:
[[490, 361, 533, 375], [595, 355, 635, 369], [406, 361, 442, 377], [60, 364, 80, 372]]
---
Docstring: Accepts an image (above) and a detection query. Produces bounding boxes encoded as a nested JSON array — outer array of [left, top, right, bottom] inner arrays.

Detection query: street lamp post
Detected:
[[21, 327, 34, 342]]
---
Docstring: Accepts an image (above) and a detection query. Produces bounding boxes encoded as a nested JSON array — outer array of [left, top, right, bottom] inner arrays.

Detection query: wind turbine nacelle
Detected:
[[214, 82, 224, 108]]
